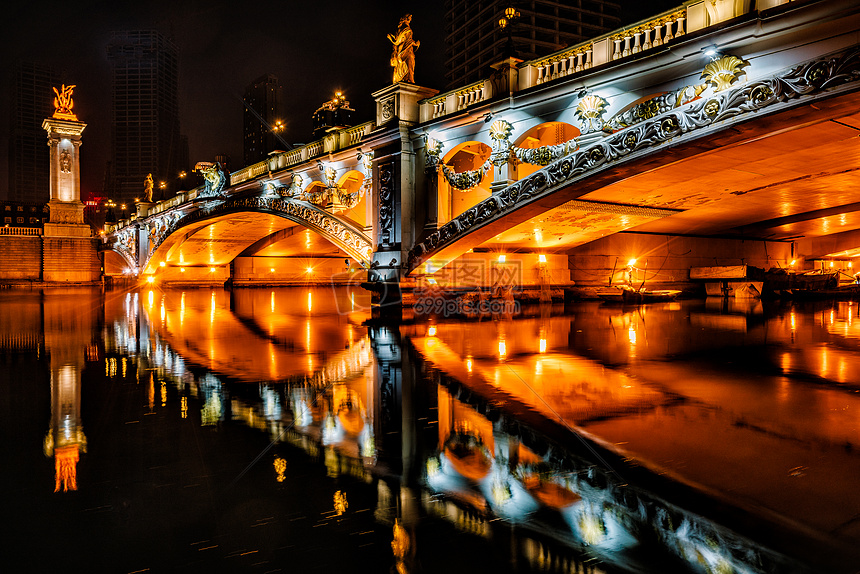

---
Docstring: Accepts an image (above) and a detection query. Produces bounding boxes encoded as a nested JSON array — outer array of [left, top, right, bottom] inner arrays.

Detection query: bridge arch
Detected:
[[438, 141, 493, 225], [102, 245, 137, 276], [143, 196, 373, 276], [336, 169, 370, 228]]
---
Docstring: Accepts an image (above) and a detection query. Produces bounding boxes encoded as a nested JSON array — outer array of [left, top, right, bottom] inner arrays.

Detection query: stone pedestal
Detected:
[[137, 201, 155, 218], [489, 56, 522, 95], [372, 83, 438, 127]]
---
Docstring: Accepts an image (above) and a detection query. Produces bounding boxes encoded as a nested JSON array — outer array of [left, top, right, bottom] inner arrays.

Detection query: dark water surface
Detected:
[[2, 287, 859, 573]]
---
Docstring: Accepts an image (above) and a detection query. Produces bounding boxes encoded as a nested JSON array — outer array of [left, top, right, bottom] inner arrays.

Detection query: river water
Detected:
[[2, 287, 859, 573]]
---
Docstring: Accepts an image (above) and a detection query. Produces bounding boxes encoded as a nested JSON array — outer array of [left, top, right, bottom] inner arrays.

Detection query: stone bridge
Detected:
[[103, 0, 860, 308]]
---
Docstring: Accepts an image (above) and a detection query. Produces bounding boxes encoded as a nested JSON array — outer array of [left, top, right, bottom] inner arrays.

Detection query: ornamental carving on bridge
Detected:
[[194, 162, 228, 198], [574, 94, 609, 133], [407, 46, 860, 272], [146, 196, 373, 267], [702, 54, 750, 92], [147, 211, 184, 248], [111, 226, 138, 269]]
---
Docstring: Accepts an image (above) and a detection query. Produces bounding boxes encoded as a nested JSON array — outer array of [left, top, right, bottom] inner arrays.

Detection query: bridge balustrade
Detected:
[[419, 0, 799, 122]]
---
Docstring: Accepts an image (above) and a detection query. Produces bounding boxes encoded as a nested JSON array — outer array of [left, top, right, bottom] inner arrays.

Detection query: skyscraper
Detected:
[[243, 74, 283, 167], [8, 61, 59, 202], [106, 30, 182, 204], [444, 0, 621, 89]]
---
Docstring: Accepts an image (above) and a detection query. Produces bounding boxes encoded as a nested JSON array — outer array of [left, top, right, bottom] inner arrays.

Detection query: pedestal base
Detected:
[[43, 223, 92, 238], [42, 236, 101, 282]]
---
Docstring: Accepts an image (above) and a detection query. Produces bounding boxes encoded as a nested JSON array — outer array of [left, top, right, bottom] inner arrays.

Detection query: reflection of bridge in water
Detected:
[[100, 286, 860, 572]]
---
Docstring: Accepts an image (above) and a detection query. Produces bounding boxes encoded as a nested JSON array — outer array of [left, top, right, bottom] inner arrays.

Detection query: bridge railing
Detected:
[[231, 121, 376, 186], [0, 226, 42, 236], [419, 0, 796, 122]]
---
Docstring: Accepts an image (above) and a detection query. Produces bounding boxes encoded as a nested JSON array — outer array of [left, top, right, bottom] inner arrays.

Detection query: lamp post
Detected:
[[498, 5, 521, 58]]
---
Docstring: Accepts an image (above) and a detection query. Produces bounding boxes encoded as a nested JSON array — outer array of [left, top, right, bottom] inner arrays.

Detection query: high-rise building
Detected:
[[243, 74, 284, 166], [444, 0, 621, 89], [8, 61, 60, 203], [106, 30, 182, 204]]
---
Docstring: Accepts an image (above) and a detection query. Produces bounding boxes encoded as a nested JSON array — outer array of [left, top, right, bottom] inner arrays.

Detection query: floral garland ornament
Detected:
[[512, 139, 578, 166], [441, 158, 492, 191]]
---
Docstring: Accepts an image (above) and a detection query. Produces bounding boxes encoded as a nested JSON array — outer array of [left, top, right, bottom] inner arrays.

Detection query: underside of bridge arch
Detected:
[[146, 211, 366, 285], [414, 89, 860, 292], [103, 248, 134, 276]]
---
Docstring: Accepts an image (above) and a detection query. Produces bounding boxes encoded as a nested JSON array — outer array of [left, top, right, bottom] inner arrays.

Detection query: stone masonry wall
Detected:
[[0, 236, 42, 281]]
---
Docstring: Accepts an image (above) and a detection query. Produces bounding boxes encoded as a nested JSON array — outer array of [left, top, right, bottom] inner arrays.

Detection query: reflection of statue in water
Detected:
[[143, 173, 154, 202], [388, 14, 420, 84]]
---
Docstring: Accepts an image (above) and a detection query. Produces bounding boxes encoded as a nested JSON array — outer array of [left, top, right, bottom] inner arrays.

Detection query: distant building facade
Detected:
[[106, 30, 183, 204], [311, 92, 355, 141], [7, 61, 60, 203], [444, 0, 621, 89], [1, 201, 48, 228], [243, 74, 283, 166]]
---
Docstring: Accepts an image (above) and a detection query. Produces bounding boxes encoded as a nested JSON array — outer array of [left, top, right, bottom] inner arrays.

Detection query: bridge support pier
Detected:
[[369, 83, 438, 319]]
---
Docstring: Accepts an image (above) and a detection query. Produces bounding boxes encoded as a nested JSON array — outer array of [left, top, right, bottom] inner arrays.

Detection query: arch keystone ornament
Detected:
[[701, 55, 750, 92]]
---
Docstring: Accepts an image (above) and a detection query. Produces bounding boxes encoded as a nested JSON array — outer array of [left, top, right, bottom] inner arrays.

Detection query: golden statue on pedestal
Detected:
[[143, 173, 154, 203], [388, 14, 420, 84], [52, 84, 78, 121]]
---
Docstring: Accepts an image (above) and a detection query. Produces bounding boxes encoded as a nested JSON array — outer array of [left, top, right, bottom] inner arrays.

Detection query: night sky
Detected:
[[2, 0, 677, 199]]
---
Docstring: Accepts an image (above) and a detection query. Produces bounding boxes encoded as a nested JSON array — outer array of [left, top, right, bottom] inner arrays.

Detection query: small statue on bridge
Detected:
[[195, 162, 227, 198], [388, 14, 420, 84], [143, 173, 154, 203]]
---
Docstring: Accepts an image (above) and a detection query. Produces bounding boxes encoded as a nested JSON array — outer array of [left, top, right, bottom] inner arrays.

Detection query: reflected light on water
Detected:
[[333, 490, 348, 515], [539, 338, 547, 353], [820, 347, 829, 379], [628, 326, 637, 346], [210, 291, 216, 325], [274, 456, 287, 482], [148, 290, 154, 308], [271, 291, 275, 313], [498, 339, 506, 358], [307, 291, 313, 313]]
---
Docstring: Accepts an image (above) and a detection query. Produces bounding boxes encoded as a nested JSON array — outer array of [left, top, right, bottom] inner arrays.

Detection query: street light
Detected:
[[499, 5, 521, 57]]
